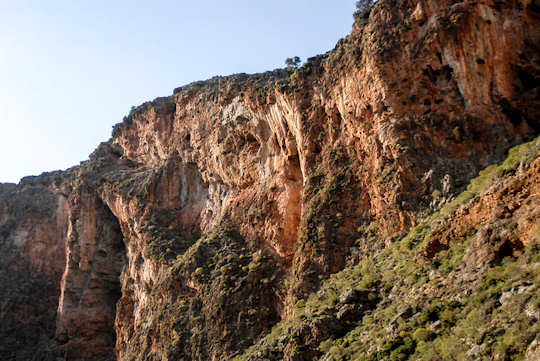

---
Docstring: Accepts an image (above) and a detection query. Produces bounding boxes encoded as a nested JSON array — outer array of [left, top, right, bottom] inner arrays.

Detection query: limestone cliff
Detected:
[[0, 1, 539, 360]]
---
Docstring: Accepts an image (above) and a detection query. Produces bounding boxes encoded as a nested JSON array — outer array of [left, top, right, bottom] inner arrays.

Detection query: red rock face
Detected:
[[56, 189, 126, 360], [425, 152, 540, 263], [0, 177, 68, 360], [0, 1, 539, 360]]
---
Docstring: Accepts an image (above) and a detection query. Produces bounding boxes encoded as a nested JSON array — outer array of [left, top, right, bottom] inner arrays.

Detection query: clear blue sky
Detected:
[[0, 1, 356, 183]]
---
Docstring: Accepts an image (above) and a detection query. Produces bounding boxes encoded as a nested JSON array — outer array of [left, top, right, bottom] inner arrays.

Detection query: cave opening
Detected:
[[56, 195, 128, 360]]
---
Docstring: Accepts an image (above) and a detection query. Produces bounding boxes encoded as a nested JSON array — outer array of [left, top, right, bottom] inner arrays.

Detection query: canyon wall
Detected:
[[0, 0, 538, 360]]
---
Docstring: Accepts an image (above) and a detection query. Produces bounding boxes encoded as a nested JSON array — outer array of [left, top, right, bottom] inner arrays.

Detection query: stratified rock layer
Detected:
[[0, 1, 539, 360]]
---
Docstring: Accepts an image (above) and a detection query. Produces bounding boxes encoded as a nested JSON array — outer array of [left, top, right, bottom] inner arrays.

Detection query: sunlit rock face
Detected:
[[0, 0, 538, 360]]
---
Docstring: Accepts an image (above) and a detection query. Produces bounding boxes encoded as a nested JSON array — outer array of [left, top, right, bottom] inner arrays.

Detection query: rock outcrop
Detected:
[[0, 0, 539, 360], [0, 175, 68, 360]]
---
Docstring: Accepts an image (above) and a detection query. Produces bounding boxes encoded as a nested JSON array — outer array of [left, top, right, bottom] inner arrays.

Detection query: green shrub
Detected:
[[354, 0, 376, 21], [285, 56, 301, 70], [412, 328, 434, 343]]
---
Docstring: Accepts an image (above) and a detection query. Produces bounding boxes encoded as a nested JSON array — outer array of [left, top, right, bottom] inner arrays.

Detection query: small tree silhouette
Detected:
[[354, 0, 376, 20], [285, 56, 301, 70]]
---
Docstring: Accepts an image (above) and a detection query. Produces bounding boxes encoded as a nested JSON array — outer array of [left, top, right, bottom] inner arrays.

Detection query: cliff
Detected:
[[0, 0, 539, 360]]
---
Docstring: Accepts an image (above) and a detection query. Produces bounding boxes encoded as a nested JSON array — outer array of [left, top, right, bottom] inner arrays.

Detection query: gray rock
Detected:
[[337, 304, 362, 323], [429, 320, 442, 332], [338, 288, 376, 305], [310, 315, 342, 343]]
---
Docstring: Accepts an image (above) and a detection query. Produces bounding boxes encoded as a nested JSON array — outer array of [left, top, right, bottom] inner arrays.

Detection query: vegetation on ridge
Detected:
[[234, 136, 540, 360]]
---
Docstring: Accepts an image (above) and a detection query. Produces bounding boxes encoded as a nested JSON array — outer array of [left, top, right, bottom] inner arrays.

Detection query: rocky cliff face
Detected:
[[1, 1, 539, 360], [0, 175, 68, 360]]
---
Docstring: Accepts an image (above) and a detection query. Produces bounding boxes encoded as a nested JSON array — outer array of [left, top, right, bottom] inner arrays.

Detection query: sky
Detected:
[[0, 1, 356, 183]]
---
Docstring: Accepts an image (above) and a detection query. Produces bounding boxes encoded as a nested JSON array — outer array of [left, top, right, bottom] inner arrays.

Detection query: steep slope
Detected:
[[236, 136, 540, 361], [0, 174, 69, 360], [0, 0, 539, 360]]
